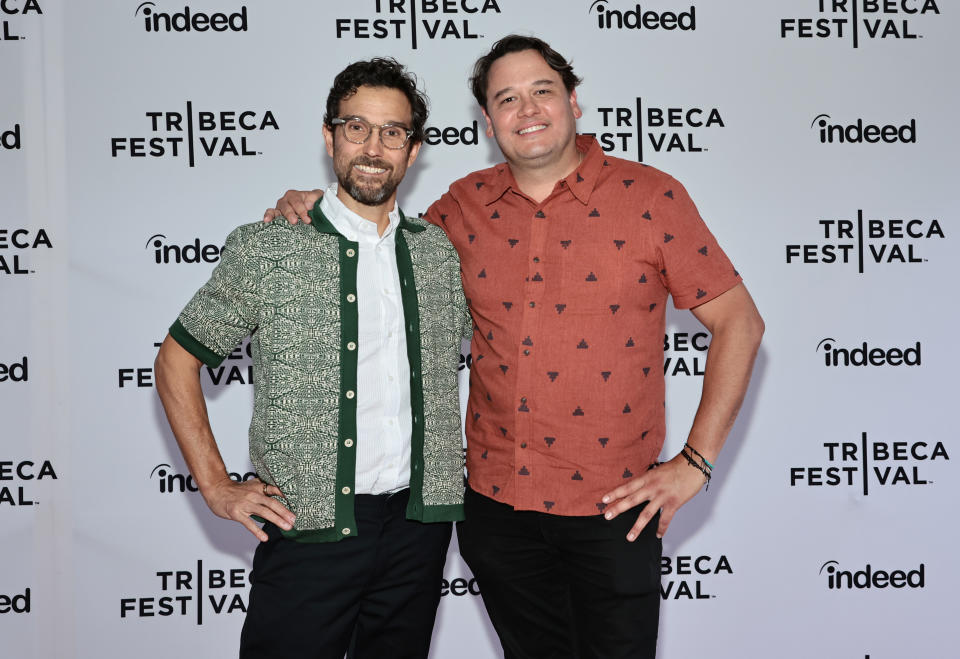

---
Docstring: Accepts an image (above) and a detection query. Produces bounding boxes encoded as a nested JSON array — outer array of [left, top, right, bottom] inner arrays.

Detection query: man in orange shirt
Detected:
[[270, 35, 763, 659]]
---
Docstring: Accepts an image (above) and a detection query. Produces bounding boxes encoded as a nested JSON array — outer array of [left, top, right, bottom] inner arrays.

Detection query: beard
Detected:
[[335, 155, 402, 206]]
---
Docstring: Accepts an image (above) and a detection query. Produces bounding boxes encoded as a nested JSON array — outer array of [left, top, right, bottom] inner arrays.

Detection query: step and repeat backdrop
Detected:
[[1, 1, 957, 657]]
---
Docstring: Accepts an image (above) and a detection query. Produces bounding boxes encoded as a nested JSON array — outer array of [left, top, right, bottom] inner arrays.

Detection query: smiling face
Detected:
[[323, 85, 421, 213], [481, 49, 582, 174]]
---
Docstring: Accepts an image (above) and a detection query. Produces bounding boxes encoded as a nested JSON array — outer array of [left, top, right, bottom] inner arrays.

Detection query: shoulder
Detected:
[[446, 162, 506, 196], [402, 215, 459, 257], [601, 155, 680, 189], [222, 219, 322, 256]]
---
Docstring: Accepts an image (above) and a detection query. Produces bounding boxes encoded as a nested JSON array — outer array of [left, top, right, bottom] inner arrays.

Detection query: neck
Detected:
[[509, 140, 582, 203], [336, 187, 395, 236]]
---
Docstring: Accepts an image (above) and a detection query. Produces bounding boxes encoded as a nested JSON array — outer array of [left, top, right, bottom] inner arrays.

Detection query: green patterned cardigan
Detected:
[[169, 203, 470, 542]]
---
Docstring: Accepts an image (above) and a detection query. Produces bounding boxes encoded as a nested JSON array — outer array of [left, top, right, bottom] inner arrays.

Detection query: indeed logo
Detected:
[[811, 114, 916, 144], [424, 120, 478, 146], [0, 588, 31, 614], [1, 124, 20, 150], [820, 560, 925, 590], [816, 338, 921, 367], [147, 234, 224, 264], [0, 356, 28, 382], [150, 464, 257, 494], [134, 2, 248, 33], [589, 1, 696, 31]]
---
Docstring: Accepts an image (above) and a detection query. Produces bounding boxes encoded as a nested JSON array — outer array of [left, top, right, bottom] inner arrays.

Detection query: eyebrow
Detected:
[[343, 114, 411, 129], [491, 79, 557, 101]]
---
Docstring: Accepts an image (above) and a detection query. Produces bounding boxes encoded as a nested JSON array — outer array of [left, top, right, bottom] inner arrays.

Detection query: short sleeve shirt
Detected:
[[425, 135, 741, 516]]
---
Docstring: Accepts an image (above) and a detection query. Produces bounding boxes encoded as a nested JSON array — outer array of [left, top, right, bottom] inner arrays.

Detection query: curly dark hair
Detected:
[[324, 58, 429, 147], [469, 35, 583, 110]]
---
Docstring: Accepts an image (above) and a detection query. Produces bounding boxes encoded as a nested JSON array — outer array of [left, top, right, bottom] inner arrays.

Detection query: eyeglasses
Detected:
[[331, 117, 414, 150]]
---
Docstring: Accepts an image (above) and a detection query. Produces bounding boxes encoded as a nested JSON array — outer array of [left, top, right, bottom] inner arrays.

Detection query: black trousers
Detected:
[[457, 487, 662, 659], [239, 489, 452, 659]]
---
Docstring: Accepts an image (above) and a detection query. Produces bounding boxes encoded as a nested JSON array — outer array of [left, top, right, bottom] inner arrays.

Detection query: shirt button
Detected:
[[533, 257, 540, 263], [346, 248, 356, 257], [529, 302, 535, 308], [346, 390, 355, 399], [341, 486, 351, 495], [523, 349, 530, 356], [344, 438, 354, 447], [342, 528, 351, 535], [347, 294, 356, 303], [520, 442, 527, 449], [521, 397, 527, 403], [347, 341, 357, 351]]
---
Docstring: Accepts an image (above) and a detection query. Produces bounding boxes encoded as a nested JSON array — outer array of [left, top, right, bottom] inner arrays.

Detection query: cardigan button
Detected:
[[347, 342, 357, 351], [346, 390, 355, 399], [342, 528, 351, 535], [347, 294, 356, 303], [344, 438, 354, 447], [346, 248, 356, 257], [341, 486, 351, 495]]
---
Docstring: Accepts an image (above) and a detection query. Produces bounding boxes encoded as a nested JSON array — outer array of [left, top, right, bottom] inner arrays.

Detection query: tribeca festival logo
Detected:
[[819, 560, 925, 590], [583, 100, 724, 162], [0, 227, 53, 276], [790, 432, 949, 494], [1, 123, 20, 149], [134, 2, 248, 32], [150, 464, 256, 494], [664, 331, 708, 376], [661, 554, 732, 600], [811, 113, 916, 145], [0, 459, 58, 507], [120, 561, 250, 622], [0, 587, 31, 614], [588, 1, 696, 31], [0, 0, 42, 43], [110, 104, 279, 168], [119, 338, 253, 388], [146, 233, 224, 265], [334, 0, 501, 49], [816, 338, 921, 367], [780, 0, 941, 47], [785, 210, 944, 274]]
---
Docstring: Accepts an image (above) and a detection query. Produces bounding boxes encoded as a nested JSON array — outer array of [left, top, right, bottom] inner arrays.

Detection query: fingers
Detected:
[[292, 191, 313, 224], [206, 478, 296, 539], [262, 207, 281, 223], [626, 505, 660, 542], [601, 478, 646, 520]]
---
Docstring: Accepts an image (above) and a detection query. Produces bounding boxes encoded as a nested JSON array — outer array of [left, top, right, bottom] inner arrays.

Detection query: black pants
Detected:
[[239, 489, 452, 659], [458, 487, 661, 659]]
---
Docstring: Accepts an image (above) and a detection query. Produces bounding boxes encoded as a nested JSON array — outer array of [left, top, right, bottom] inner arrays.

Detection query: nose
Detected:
[[364, 127, 385, 156], [517, 93, 539, 117]]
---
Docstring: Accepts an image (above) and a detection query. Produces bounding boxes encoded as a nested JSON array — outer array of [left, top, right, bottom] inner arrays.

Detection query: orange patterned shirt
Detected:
[[425, 136, 741, 516]]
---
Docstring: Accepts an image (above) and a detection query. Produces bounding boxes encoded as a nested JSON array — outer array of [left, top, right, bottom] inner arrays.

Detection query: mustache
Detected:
[[351, 156, 393, 171]]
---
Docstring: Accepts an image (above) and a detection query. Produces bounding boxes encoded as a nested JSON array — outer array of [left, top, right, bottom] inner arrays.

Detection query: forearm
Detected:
[[685, 308, 764, 464], [154, 335, 230, 496]]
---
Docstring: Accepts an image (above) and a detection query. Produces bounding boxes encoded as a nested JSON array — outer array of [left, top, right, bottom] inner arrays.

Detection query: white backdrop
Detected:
[[1, 1, 957, 657]]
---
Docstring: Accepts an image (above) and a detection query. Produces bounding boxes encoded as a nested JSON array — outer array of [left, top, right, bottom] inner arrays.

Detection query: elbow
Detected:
[[747, 311, 765, 350]]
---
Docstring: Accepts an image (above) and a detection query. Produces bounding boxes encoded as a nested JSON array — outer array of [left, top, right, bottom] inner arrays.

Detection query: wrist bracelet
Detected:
[[680, 444, 713, 490]]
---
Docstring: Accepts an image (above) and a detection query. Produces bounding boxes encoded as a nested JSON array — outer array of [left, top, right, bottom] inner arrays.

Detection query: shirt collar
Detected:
[[308, 184, 424, 236], [480, 134, 604, 206], [317, 183, 400, 242]]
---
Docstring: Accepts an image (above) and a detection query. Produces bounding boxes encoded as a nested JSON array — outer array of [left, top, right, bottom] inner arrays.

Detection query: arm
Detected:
[[262, 189, 324, 224], [601, 283, 764, 539], [154, 334, 295, 541]]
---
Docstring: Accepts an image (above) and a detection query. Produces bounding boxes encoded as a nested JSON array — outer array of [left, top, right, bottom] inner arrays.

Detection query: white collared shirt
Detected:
[[320, 184, 412, 495]]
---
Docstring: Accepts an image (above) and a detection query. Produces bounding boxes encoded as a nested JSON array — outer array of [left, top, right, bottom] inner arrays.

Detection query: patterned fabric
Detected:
[[170, 207, 469, 541], [425, 135, 742, 516]]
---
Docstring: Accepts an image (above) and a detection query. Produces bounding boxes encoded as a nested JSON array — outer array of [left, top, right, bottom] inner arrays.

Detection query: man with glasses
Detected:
[[154, 58, 469, 659]]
